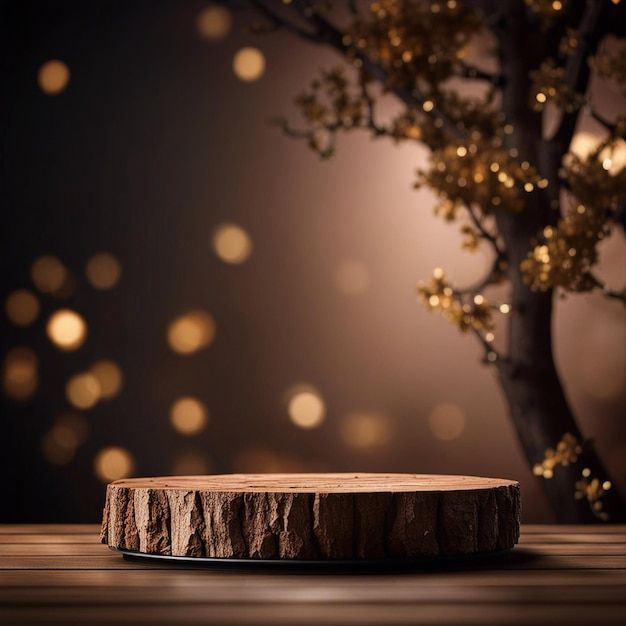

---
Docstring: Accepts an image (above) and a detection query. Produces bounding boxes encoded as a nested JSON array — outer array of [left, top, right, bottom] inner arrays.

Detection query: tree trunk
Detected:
[[492, 1, 626, 522], [496, 264, 625, 522]]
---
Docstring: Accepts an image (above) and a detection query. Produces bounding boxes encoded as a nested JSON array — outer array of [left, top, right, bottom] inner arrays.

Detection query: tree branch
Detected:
[[557, 0, 606, 152], [246, 0, 466, 141], [587, 107, 626, 139]]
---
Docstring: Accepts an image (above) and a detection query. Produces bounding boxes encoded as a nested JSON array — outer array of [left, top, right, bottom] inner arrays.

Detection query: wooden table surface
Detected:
[[1, 524, 625, 625]]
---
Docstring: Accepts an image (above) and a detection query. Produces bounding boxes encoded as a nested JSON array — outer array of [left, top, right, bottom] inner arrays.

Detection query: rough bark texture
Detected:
[[101, 473, 520, 560]]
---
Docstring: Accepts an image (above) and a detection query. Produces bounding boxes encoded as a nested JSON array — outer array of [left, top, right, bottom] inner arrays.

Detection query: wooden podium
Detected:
[[101, 473, 520, 562]]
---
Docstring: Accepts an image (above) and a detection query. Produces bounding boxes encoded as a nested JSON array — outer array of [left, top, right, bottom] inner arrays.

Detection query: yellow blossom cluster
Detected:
[[417, 142, 546, 217], [534, 433, 613, 519], [532, 432, 582, 479], [292, 67, 367, 157], [522, 141, 626, 292], [417, 268, 494, 333], [575, 472, 613, 521], [347, 0, 481, 92], [529, 60, 583, 113]]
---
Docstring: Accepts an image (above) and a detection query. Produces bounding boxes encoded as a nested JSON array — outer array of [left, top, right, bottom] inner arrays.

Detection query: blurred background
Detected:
[[1, 0, 624, 523]]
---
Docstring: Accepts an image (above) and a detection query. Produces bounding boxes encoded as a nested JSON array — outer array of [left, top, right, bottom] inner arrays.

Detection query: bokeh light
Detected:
[[233, 446, 306, 473], [286, 385, 326, 429], [5, 289, 40, 327], [428, 402, 467, 441], [41, 414, 88, 466], [94, 446, 135, 482], [212, 223, 253, 264], [334, 259, 371, 296], [233, 47, 266, 82], [31, 256, 68, 295], [172, 450, 212, 475], [196, 5, 231, 40], [66, 372, 101, 409], [170, 396, 208, 435], [167, 310, 216, 355], [85, 252, 122, 290], [340, 412, 393, 449], [56, 412, 89, 445], [37, 60, 70, 95], [41, 430, 76, 465], [46, 309, 87, 351], [571, 131, 626, 175], [2, 347, 38, 401], [90, 359, 123, 399]]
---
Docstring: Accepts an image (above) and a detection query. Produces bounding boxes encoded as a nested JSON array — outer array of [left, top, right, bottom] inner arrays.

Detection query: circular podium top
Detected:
[[109, 472, 517, 493]]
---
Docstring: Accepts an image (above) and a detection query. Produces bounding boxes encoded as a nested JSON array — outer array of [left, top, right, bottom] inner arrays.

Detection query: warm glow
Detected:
[[94, 446, 134, 482], [172, 450, 212, 475], [41, 430, 75, 465], [334, 260, 370, 296], [196, 5, 231, 40], [571, 132, 626, 174], [428, 402, 466, 441], [340, 412, 392, 449], [212, 223, 253, 264], [85, 252, 122, 290], [170, 396, 209, 435], [46, 309, 87, 351], [31, 255, 68, 295], [2, 347, 38, 401], [90, 360, 123, 399], [233, 47, 266, 82], [233, 445, 304, 473], [287, 386, 325, 429], [66, 372, 101, 409], [167, 310, 216, 354], [37, 60, 70, 95], [5, 289, 40, 327], [41, 414, 88, 466]]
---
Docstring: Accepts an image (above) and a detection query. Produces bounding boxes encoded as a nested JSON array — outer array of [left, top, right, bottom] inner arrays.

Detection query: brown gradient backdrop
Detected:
[[1, 0, 624, 523]]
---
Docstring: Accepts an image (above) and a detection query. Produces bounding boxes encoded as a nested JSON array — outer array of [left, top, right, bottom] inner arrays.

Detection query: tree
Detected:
[[236, 0, 626, 522]]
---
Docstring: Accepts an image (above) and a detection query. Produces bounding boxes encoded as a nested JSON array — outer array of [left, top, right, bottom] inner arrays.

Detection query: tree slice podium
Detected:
[[101, 473, 520, 561]]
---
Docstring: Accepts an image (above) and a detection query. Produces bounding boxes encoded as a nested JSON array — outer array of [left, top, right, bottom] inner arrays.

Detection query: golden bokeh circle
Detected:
[[2, 347, 38, 401], [212, 223, 253, 264], [90, 360, 123, 399], [46, 309, 87, 351], [196, 5, 231, 40], [94, 446, 135, 482], [428, 402, 466, 441], [233, 47, 266, 82], [37, 60, 70, 95], [167, 310, 216, 355], [5, 289, 40, 327], [287, 386, 326, 429], [31, 255, 68, 295], [85, 252, 122, 290], [172, 450, 212, 475], [340, 412, 392, 449], [66, 372, 101, 409], [170, 396, 209, 435]]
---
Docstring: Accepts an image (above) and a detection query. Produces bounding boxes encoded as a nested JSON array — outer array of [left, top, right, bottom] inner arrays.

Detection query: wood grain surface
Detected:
[[101, 473, 521, 559], [1, 524, 625, 625]]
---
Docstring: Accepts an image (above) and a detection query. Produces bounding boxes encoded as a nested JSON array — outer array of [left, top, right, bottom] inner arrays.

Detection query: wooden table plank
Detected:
[[0, 524, 98, 534], [2, 603, 625, 625], [1, 524, 624, 626], [2, 542, 626, 556], [2, 553, 625, 570]]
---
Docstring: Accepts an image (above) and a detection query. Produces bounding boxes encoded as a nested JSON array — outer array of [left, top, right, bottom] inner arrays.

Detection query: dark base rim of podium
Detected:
[[113, 546, 516, 570]]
